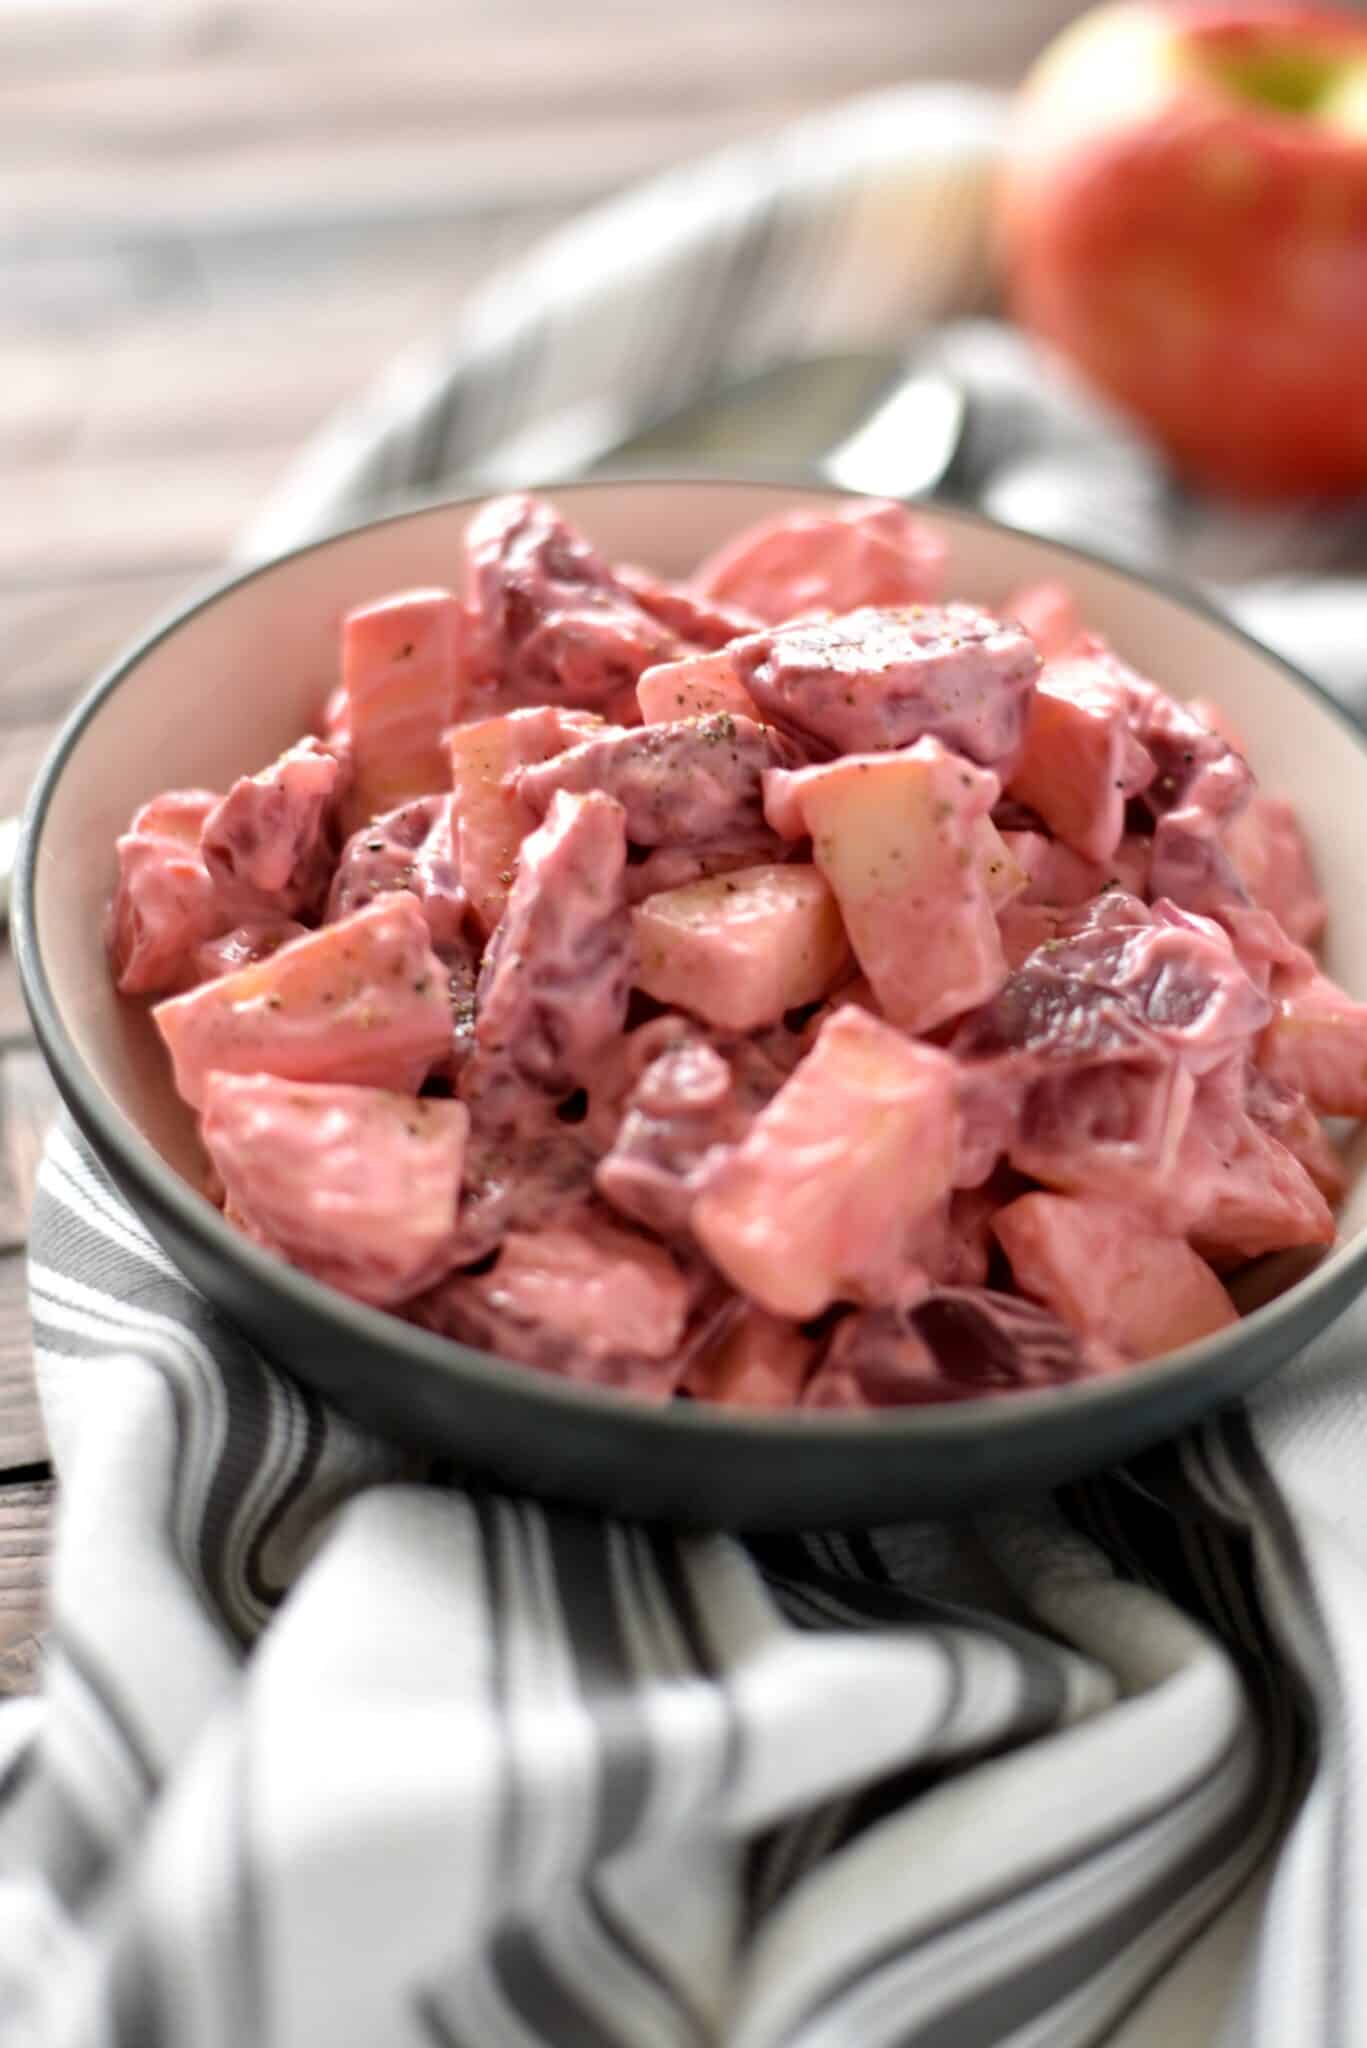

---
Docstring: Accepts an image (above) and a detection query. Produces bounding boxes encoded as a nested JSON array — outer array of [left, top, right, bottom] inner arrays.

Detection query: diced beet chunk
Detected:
[[1122, 664, 1253, 914], [201, 736, 340, 921], [474, 788, 632, 1093], [409, 1206, 690, 1397], [107, 789, 222, 995], [615, 564, 760, 649], [693, 500, 946, 625], [595, 1035, 748, 1237], [1174, 1061, 1335, 1262], [623, 832, 790, 905], [731, 602, 1040, 766], [328, 794, 469, 958], [517, 712, 800, 849], [804, 1288, 1096, 1408], [953, 892, 1272, 1203], [201, 1074, 466, 1306], [464, 493, 681, 716]]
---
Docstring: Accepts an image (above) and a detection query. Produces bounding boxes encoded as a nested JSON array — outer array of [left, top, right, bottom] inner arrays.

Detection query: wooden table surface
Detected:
[[0, 0, 1083, 1690]]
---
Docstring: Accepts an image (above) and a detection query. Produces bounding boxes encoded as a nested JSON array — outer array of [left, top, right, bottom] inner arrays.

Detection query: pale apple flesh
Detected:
[[1001, 0, 1367, 497]]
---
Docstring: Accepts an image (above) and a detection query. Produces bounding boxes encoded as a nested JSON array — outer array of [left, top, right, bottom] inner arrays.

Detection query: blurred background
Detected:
[[0, 0, 1096, 1016]]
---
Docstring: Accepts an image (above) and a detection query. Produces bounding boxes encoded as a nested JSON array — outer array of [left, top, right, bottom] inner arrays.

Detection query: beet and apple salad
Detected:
[[106, 494, 1366, 1411]]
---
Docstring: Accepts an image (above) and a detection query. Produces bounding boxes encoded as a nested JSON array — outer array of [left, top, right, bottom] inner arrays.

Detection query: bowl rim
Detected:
[[15, 473, 1367, 1448]]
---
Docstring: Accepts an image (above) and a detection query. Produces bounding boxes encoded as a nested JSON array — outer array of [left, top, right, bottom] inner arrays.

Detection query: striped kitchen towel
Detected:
[[7, 83, 1367, 2048]]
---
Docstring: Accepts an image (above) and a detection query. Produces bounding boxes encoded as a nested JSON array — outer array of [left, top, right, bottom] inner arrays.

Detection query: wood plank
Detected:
[[0, 444, 287, 585], [0, 1481, 54, 1696], [0, 12, 993, 143], [0, 1258, 47, 1471], [0, 568, 201, 724], [0, 946, 28, 1050], [1, 1047, 55, 1245], [0, 104, 791, 242]]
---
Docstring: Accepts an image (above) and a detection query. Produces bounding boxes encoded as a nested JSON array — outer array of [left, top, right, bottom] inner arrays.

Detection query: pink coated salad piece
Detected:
[[993, 1192, 1236, 1362], [447, 705, 596, 937], [694, 500, 945, 624], [193, 920, 307, 983], [769, 739, 1006, 1035], [804, 1289, 1092, 1409], [153, 893, 451, 1109], [1172, 1060, 1335, 1263], [327, 794, 469, 957], [692, 1007, 958, 1319], [464, 493, 681, 717], [635, 651, 761, 725], [1224, 795, 1327, 949], [1005, 579, 1085, 661], [732, 602, 1041, 766], [473, 788, 632, 1093], [622, 831, 789, 905], [517, 712, 800, 849], [1258, 969, 1367, 1119], [632, 864, 849, 1035], [683, 1305, 816, 1409], [340, 587, 469, 829], [201, 736, 340, 921], [615, 563, 761, 650], [201, 1074, 467, 1307], [107, 789, 222, 995], [1007, 657, 1154, 864], [596, 1034, 748, 1238], [410, 1206, 690, 1396]]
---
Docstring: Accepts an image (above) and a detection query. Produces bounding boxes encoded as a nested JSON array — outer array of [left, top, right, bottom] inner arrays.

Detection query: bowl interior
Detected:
[[27, 478, 1367, 1298]]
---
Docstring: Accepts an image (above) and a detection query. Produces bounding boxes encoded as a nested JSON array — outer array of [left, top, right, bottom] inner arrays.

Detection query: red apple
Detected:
[[1000, 2, 1367, 497]]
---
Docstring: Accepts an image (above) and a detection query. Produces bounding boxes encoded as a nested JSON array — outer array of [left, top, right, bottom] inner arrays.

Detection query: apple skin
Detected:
[[1000, 2, 1367, 498]]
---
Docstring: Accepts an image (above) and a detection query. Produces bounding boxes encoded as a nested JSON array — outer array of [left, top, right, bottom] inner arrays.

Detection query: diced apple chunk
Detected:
[[448, 706, 582, 936], [342, 588, 468, 829], [632, 864, 848, 1033], [993, 1192, 1237, 1362], [636, 652, 759, 724], [201, 1074, 467, 1306], [1005, 579, 1085, 661], [1259, 969, 1367, 1117], [772, 739, 1005, 1035], [1007, 662, 1136, 863], [975, 817, 1028, 908], [682, 1307, 816, 1409], [153, 894, 451, 1109], [692, 1007, 958, 1318]]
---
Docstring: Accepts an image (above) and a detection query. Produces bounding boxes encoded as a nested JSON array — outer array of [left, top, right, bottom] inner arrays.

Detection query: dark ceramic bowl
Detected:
[[15, 480, 1367, 1526]]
